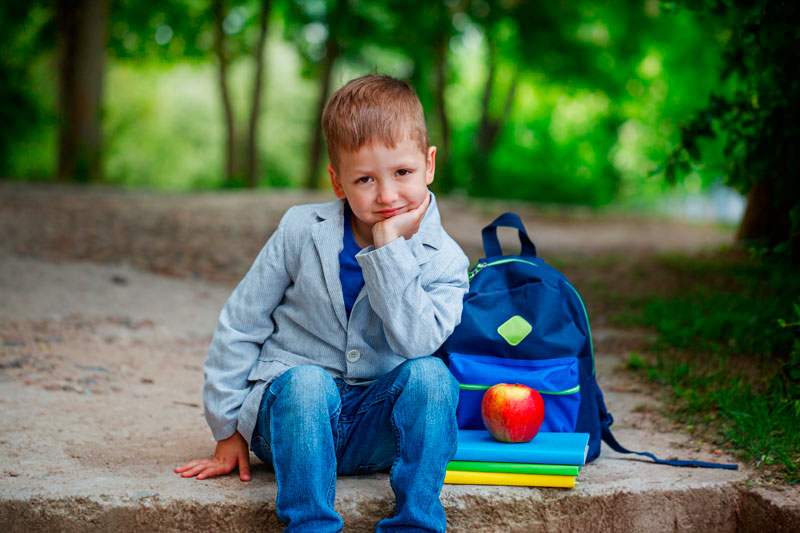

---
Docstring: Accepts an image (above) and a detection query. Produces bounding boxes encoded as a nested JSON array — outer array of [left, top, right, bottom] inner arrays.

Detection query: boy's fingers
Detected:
[[174, 459, 202, 472], [195, 466, 220, 480], [238, 453, 252, 481], [181, 462, 211, 477], [197, 463, 230, 480]]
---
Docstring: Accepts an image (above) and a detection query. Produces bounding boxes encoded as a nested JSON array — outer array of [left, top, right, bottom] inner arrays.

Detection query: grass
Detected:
[[614, 250, 800, 483]]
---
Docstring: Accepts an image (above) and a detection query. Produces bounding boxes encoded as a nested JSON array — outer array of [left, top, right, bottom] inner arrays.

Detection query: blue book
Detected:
[[454, 430, 590, 466]]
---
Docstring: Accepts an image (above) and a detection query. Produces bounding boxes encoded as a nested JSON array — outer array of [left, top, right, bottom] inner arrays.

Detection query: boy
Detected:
[[175, 75, 469, 532]]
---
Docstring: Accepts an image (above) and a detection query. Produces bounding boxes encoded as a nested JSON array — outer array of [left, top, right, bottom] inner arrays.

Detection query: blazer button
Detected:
[[346, 349, 361, 363]]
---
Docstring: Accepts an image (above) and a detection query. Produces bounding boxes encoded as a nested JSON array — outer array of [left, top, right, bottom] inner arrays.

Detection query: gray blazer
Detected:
[[203, 193, 469, 444]]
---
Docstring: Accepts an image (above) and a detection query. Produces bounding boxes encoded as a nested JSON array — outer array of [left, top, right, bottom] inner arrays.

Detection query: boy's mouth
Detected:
[[377, 207, 405, 216]]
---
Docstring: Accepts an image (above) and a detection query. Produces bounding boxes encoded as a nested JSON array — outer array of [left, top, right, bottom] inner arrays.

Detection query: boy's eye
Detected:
[[356, 176, 373, 184], [396, 169, 411, 177]]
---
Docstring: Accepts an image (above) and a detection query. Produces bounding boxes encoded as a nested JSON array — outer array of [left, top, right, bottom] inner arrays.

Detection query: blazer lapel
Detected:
[[311, 202, 348, 330], [309, 193, 445, 328]]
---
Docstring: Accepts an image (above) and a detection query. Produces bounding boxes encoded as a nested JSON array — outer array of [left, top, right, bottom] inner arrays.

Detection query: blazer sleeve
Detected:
[[356, 236, 469, 358], [202, 212, 292, 442]]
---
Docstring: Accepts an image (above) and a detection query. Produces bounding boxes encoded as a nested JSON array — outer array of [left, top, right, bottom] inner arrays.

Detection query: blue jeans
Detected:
[[250, 357, 459, 532]]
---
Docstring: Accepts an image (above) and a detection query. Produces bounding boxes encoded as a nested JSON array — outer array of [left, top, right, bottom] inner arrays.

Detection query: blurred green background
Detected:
[[1, 0, 798, 248]]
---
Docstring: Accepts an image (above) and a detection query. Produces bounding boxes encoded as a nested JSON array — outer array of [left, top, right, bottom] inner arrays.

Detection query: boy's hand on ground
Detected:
[[174, 431, 251, 481], [372, 192, 431, 248]]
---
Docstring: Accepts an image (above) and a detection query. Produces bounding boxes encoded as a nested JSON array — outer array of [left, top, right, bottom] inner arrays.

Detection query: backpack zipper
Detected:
[[565, 281, 595, 375], [458, 383, 580, 395], [468, 258, 539, 282], [466, 258, 596, 375]]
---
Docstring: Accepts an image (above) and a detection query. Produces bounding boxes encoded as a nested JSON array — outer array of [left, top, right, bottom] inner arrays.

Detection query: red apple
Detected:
[[481, 383, 545, 443]]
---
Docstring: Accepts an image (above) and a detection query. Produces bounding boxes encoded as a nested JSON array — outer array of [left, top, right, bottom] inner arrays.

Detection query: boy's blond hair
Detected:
[[322, 75, 429, 169]]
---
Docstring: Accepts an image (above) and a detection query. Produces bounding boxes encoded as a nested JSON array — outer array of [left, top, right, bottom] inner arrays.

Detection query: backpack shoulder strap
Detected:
[[601, 419, 738, 469]]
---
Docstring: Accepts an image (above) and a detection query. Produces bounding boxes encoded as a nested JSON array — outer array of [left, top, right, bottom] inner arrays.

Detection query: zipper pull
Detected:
[[468, 261, 488, 282]]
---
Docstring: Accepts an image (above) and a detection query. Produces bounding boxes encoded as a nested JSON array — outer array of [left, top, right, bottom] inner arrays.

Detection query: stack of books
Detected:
[[444, 430, 589, 488]]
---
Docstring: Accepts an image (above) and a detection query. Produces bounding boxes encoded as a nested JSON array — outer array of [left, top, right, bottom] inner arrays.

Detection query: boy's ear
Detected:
[[327, 164, 347, 199], [425, 146, 436, 186]]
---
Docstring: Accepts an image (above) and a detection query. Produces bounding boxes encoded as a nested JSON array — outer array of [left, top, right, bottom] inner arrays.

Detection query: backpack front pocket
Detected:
[[449, 353, 581, 433]]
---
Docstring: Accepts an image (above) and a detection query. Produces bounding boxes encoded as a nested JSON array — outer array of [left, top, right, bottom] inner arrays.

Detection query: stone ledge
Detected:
[[4, 477, 788, 532], [737, 487, 800, 533]]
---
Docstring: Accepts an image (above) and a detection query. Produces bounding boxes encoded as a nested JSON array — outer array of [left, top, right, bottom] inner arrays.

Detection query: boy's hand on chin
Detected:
[[372, 192, 431, 248], [174, 431, 251, 481]]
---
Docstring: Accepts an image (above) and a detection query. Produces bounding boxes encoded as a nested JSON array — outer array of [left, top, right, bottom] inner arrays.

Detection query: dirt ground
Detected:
[[0, 181, 736, 355]]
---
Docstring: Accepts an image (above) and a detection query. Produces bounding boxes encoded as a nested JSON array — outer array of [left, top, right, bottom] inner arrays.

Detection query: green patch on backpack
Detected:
[[497, 315, 532, 346]]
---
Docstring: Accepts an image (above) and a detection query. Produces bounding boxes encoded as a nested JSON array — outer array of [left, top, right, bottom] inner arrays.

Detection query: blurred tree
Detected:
[[663, 0, 800, 254], [292, 0, 458, 190], [212, 0, 238, 184], [56, 0, 110, 182], [463, 0, 606, 197], [452, 0, 686, 204], [471, 8, 520, 194], [381, 0, 457, 192], [247, 0, 274, 186], [111, 0, 274, 187], [0, 4, 48, 176], [286, 0, 353, 189], [431, 7, 455, 192], [209, 0, 274, 187]]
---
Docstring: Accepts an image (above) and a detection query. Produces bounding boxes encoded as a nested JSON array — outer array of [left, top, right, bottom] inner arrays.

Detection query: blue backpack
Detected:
[[441, 213, 737, 468]]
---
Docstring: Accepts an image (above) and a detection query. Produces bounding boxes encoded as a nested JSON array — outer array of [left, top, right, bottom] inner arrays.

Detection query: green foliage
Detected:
[[661, 0, 800, 251], [622, 253, 800, 482], [109, 0, 264, 62], [0, 3, 51, 175], [626, 351, 646, 370], [443, 0, 724, 204], [777, 301, 800, 383], [647, 356, 800, 482], [2, 0, 732, 206]]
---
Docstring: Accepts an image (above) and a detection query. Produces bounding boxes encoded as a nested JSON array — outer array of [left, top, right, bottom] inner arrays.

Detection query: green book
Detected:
[[447, 460, 581, 476]]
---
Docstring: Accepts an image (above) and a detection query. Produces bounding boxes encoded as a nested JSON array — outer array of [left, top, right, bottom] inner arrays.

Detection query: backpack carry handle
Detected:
[[481, 212, 538, 258]]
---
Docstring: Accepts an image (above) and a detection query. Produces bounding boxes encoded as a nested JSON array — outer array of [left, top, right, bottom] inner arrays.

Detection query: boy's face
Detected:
[[327, 136, 435, 244]]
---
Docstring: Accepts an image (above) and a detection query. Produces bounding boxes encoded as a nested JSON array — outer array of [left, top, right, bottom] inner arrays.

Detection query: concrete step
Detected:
[[2, 459, 797, 532]]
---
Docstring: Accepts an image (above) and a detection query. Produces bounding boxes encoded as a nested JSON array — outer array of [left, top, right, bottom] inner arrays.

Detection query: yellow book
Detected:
[[444, 470, 575, 488]]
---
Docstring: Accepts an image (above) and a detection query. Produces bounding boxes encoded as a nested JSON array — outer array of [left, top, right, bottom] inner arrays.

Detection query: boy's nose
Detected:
[[376, 181, 399, 205]]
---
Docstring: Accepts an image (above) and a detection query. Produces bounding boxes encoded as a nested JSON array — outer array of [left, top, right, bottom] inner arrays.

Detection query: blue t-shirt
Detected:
[[339, 207, 365, 319]]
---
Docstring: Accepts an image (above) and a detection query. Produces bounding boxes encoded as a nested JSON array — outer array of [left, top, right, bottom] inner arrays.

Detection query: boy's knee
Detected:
[[273, 365, 337, 403], [401, 357, 459, 404]]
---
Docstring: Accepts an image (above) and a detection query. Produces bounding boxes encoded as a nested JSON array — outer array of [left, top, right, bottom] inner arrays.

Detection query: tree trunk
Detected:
[[246, 0, 272, 188], [304, 0, 344, 190], [213, 0, 236, 186], [433, 30, 452, 193], [472, 37, 498, 193], [475, 38, 497, 157], [737, 175, 793, 246], [472, 34, 519, 196], [501, 69, 520, 128], [56, 0, 109, 182]]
